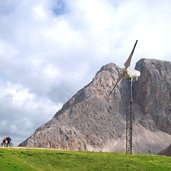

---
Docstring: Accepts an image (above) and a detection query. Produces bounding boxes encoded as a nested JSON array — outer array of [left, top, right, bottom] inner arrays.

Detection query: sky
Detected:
[[0, 0, 171, 145]]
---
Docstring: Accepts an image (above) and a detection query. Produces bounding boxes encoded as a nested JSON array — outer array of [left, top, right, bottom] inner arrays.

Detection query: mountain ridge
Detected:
[[19, 58, 171, 154]]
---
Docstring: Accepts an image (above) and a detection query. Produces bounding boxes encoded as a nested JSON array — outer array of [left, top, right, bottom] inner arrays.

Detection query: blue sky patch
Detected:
[[52, 0, 68, 16]]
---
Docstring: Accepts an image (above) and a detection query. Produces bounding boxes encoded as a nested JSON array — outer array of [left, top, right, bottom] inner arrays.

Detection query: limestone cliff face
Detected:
[[19, 59, 171, 154], [134, 59, 171, 134]]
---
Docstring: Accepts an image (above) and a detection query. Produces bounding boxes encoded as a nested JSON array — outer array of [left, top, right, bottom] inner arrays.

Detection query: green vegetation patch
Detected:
[[0, 147, 171, 171]]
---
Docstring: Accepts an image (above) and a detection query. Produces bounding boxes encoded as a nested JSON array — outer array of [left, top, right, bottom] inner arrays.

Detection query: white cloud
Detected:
[[44, 64, 60, 79], [32, 4, 48, 20], [0, 0, 171, 145], [0, 82, 62, 145]]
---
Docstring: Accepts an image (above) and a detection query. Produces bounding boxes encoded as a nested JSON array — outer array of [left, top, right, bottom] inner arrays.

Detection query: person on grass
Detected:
[[6, 137, 11, 147]]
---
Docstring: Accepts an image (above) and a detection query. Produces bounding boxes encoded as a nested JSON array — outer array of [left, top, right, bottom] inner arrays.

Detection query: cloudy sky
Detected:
[[0, 0, 171, 145]]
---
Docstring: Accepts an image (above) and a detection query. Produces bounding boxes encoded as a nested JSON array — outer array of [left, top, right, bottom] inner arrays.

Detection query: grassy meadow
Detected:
[[0, 147, 171, 171]]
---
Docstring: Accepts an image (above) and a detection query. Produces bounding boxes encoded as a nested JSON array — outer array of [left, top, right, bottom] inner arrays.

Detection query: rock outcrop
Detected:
[[19, 58, 171, 154], [158, 144, 171, 156]]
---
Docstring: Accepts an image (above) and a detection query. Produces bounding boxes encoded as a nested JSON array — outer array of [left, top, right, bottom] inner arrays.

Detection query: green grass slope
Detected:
[[0, 147, 171, 171]]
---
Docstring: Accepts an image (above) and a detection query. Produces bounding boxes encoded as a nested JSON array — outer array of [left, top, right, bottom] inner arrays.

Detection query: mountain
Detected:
[[19, 58, 171, 154]]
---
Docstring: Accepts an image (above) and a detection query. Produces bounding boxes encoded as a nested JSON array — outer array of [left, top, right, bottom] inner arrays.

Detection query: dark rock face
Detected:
[[19, 59, 171, 153], [158, 144, 171, 156]]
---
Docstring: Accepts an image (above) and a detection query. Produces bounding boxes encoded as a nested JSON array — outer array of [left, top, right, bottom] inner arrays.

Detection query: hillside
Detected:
[[19, 58, 171, 154], [0, 147, 171, 171]]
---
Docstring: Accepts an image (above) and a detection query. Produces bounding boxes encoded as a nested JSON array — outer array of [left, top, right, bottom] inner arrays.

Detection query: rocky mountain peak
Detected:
[[19, 58, 171, 154], [134, 58, 171, 134]]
